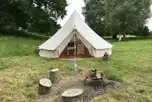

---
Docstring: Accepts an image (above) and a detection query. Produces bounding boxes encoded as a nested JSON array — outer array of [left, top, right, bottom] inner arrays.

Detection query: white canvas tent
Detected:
[[39, 11, 112, 58]]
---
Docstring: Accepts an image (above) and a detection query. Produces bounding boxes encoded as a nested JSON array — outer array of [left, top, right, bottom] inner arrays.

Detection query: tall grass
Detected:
[[0, 36, 152, 102], [0, 36, 43, 57]]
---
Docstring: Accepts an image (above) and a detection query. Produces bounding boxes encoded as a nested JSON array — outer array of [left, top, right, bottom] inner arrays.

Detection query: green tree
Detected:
[[84, 0, 105, 36], [0, 0, 30, 30], [0, 0, 67, 35], [84, 0, 151, 38], [136, 26, 150, 36]]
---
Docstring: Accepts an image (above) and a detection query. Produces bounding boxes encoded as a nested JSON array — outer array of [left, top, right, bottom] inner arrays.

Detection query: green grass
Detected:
[[0, 36, 152, 102]]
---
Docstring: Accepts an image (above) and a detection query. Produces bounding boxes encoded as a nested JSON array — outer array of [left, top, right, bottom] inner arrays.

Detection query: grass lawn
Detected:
[[0, 36, 152, 102]]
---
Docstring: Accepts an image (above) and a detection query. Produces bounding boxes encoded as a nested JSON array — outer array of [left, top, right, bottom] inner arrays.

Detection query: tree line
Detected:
[[84, 0, 151, 39], [0, 0, 151, 38]]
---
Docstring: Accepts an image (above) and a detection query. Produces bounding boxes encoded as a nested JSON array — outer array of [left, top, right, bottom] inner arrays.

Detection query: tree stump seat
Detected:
[[62, 89, 84, 102], [49, 68, 60, 83], [38, 78, 52, 94]]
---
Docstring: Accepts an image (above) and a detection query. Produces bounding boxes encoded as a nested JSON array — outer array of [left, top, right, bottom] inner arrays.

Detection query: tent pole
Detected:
[[74, 29, 77, 71]]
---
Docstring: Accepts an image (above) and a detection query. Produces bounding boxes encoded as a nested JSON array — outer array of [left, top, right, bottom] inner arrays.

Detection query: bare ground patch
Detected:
[[38, 75, 124, 102]]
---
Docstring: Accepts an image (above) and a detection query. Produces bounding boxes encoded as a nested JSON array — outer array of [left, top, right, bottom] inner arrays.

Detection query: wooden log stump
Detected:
[[49, 68, 60, 83], [62, 89, 84, 102], [38, 78, 52, 94]]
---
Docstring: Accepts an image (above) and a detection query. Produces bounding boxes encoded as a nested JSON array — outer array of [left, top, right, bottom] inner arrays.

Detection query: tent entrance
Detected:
[[59, 33, 92, 58]]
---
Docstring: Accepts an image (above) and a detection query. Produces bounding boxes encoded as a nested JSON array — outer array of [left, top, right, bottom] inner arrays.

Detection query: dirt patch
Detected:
[[38, 75, 123, 102]]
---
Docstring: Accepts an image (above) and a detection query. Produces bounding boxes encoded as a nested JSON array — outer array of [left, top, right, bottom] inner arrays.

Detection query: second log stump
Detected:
[[62, 89, 84, 102], [49, 68, 60, 83]]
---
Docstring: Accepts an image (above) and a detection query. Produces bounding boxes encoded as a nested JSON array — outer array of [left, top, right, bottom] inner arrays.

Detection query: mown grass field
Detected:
[[0, 36, 152, 102]]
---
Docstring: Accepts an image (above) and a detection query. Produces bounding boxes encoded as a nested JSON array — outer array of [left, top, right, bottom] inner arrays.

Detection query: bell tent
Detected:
[[39, 11, 112, 58]]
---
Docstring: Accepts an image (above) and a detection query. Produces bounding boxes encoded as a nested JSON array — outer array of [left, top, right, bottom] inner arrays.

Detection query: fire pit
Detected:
[[84, 69, 105, 88]]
